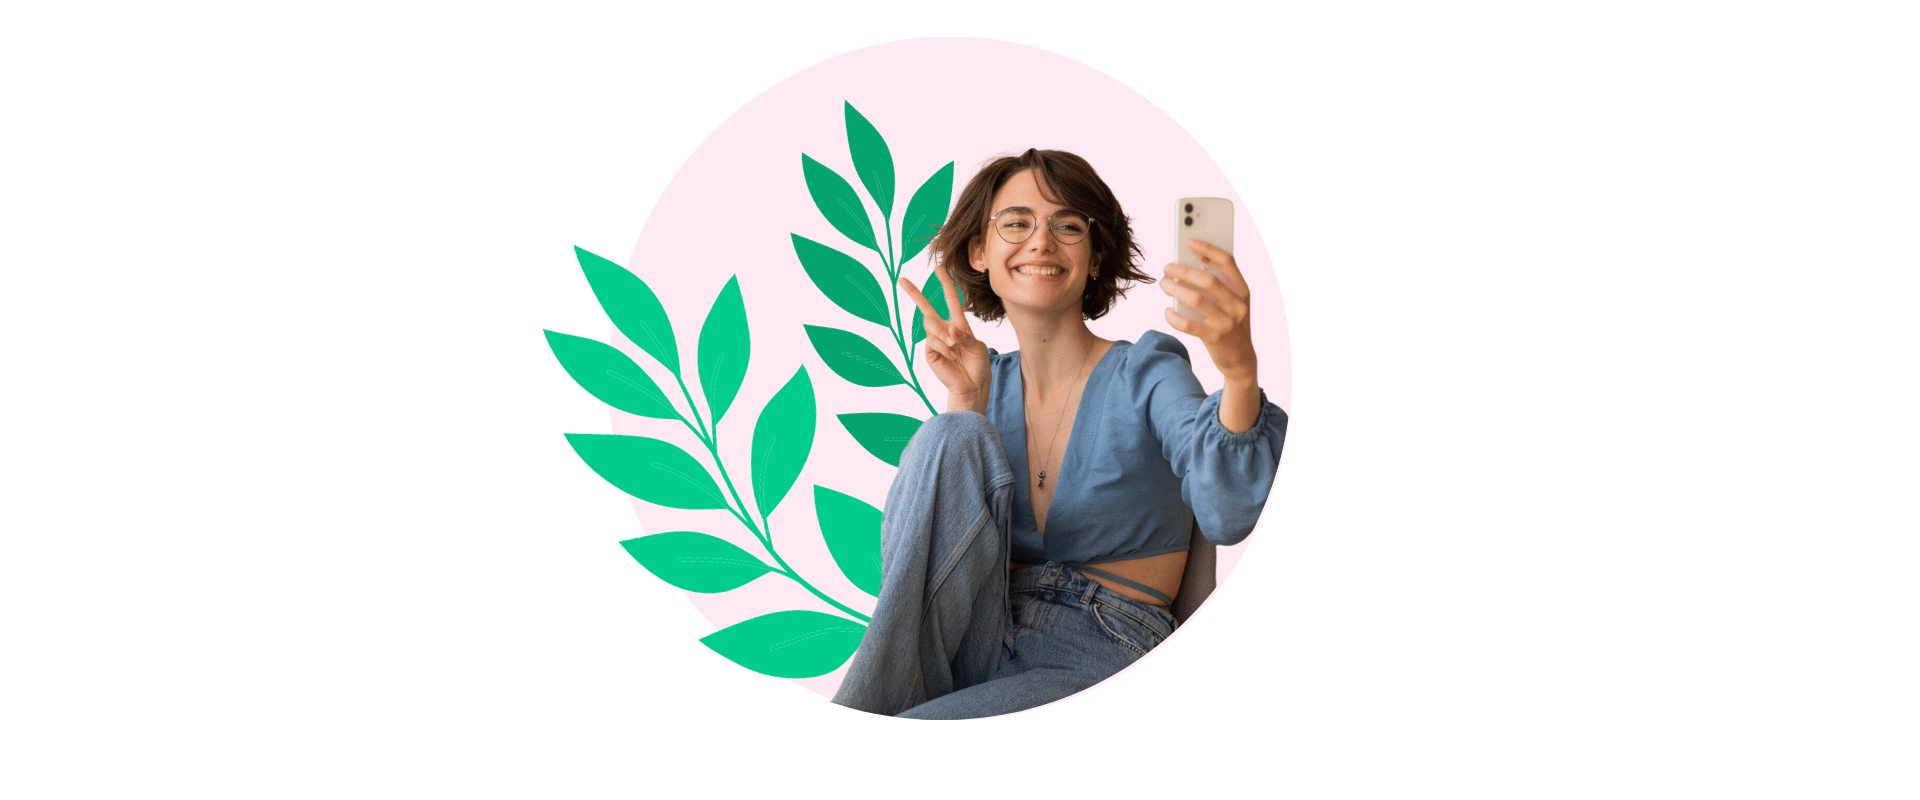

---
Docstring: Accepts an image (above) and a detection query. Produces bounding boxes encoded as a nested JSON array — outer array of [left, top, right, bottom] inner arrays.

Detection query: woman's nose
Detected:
[[1026, 224, 1057, 252]]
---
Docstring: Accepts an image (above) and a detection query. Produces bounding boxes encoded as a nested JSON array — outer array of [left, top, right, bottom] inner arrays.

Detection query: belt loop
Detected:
[[1077, 569, 1101, 605]]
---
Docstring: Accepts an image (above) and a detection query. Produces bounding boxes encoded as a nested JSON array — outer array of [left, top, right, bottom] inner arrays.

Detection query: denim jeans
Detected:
[[831, 411, 1179, 720]]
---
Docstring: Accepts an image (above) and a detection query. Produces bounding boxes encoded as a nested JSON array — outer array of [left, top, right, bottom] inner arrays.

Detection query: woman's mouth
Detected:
[[1012, 265, 1065, 276]]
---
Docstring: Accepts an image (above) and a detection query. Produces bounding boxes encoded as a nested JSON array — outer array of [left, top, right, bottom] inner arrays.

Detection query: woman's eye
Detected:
[[1058, 224, 1084, 234], [1003, 220, 1029, 228]]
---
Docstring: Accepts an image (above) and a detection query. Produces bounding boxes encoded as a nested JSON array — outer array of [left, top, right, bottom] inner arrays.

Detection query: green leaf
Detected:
[[698, 276, 750, 425], [620, 531, 774, 593], [565, 434, 726, 510], [910, 270, 965, 346], [836, 413, 924, 467], [802, 154, 878, 253], [844, 102, 895, 218], [813, 486, 883, 597], [899, 161, 954, 265], [804, 325, 906, 387], [791, 234, 889, 327], [544, 330, 678, 420], [751, 367, 815, 520], [699, 610, 865, 679], [575, 246, 680, 377]]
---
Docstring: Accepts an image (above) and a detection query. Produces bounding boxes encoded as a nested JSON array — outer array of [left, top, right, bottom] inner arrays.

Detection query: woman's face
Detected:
[[970, 169, 1096, 320]]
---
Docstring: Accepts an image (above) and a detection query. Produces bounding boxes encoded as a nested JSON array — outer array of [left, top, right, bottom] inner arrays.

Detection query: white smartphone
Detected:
[[1172, 197, 1235, 321]]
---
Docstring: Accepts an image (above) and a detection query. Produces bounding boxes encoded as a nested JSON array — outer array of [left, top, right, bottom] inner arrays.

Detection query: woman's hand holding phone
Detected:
[[1161, 239, 1258, 383], [901, 263, 992, 414]]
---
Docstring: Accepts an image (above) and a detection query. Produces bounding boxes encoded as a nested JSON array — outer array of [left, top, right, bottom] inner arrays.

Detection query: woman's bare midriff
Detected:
[[1011, 549, 1188, 607]]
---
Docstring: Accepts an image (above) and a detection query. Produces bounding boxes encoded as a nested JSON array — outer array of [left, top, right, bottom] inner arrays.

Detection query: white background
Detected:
[[5, 2, 1917, 797]]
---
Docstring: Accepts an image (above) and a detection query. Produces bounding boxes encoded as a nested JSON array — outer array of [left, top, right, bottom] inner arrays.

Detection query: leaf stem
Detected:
[[686, 399, 868, 624], [763, 518, 871, 623]]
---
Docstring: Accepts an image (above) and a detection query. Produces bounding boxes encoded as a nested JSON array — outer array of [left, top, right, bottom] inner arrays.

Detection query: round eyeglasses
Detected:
[[989, 208, 1095, 245]]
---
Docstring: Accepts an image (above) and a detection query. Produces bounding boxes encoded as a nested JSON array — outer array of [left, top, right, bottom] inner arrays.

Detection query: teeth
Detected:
[[1016, 267, 1062, 276]]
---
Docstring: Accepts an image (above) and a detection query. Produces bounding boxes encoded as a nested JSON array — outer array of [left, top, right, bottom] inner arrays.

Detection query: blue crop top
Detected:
[[985, 330, 1288, 603]]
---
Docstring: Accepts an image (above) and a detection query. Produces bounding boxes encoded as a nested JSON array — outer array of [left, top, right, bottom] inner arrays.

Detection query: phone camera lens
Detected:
[[1184, 203, 1195, 213], [1184, 216, 1193, 226]]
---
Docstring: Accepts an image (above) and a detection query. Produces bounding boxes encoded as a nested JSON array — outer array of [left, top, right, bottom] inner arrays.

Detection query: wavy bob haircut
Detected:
[[928, 149, 1151, 322]]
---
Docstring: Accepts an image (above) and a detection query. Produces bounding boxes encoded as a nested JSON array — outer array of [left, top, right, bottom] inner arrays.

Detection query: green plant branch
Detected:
[[671, 374, 714, 446], [761, 517, 871, 623], [668, 383, 869, 625]]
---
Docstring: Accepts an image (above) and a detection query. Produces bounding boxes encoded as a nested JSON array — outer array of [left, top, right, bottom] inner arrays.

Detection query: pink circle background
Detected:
[[610, 38, 1291, 697]]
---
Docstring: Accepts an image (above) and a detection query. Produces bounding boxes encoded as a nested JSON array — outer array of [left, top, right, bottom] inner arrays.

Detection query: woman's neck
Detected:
[[1009, 309, 1103, 404]]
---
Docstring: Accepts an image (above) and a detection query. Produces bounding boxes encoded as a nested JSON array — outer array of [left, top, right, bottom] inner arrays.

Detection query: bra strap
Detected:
[[1065, 561, 1176, 606]]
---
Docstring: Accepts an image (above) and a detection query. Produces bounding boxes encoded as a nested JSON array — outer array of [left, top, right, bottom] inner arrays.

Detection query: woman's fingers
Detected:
[[1159, 272, 1226, 321], [931, 263, 970, 338], [1185, 239, 1250, 299], [899, 276, 949, 341], [923, 333, 952, 361]]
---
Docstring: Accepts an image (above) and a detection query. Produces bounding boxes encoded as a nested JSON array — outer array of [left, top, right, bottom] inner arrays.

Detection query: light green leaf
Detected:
[[844, 102, 895, 218], [699, 610, 865, 679], [620, 531, 773, 593], [836, 413, 924, 468], [899, 161, 954, 264], [804, 325, 906, 387], [565, 434, 726, 510], [791, 234, 889, 327], [698, 276, 750, 425], [575, 246, 680, 377], [750, 368, 815, 520], [910, 270, 965, 346], [813, 486, 883, 597], [802, 154, 878, 252], [544, 330, 677, 420]]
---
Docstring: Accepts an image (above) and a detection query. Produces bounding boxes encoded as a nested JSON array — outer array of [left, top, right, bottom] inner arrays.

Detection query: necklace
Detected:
[[1023, 338, 1099, 490]]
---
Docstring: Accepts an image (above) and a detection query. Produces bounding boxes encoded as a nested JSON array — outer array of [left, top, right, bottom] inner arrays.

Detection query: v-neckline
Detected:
[[1010, 340, 1121, 538]]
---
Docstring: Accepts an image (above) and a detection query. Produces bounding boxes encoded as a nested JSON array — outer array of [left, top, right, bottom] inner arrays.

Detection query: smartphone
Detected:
[[1173, 197, 1234, 321]]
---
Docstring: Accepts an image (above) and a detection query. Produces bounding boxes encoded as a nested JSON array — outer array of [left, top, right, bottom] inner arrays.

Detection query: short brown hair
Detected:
[[929, 149, 1151, 322]]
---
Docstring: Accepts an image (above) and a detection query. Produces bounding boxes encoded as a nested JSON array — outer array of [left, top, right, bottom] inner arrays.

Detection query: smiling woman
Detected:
[[831, 148, 1289, 719]]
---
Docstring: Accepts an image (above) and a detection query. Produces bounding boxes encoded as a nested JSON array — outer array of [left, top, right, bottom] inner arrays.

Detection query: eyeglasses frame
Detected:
[[986, 207, 1098, 245]]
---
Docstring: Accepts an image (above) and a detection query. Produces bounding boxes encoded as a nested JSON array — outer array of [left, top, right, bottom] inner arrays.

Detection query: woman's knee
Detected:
[[900, 411, 1000, 468]]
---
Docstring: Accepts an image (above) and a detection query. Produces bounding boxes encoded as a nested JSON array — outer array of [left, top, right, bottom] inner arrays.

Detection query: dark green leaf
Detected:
[[844, 102, 895, 218], [791, 234, 889, 327], [620, 531, 773, 593], [750, 368, 815, 520], [836, 413, 924, 467], [910, 270, 964, 346], [813, 486, 883, 597], [699, 610, 865, 678], [804, 325, 906, 387], [544, 330, 678, 420], [698, 276, 750, 425], [802, 154, 878, 252], [899, 161, 954, 265], [575, 246, 680, 376], [565, 434, 726, 510]]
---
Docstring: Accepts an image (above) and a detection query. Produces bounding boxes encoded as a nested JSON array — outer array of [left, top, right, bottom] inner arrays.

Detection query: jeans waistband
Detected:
[[1009, 561, 1098, 595]]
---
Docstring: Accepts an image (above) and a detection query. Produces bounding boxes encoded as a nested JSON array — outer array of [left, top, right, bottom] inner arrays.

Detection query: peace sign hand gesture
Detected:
[[901, 263, 992, 414]]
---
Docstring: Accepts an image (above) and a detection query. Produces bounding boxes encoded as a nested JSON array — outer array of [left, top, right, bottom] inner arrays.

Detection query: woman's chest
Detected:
[[1023, 397, 1084, 535]]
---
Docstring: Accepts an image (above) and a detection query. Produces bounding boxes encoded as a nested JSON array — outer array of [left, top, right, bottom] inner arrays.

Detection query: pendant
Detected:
[[1038, 469, 1047, 488]]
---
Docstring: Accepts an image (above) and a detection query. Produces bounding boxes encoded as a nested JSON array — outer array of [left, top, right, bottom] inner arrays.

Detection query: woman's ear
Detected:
[[967, 238, 983, 271]]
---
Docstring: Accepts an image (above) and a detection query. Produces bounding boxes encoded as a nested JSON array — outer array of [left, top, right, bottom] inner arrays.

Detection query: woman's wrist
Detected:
[[947, 389, 989, 415]]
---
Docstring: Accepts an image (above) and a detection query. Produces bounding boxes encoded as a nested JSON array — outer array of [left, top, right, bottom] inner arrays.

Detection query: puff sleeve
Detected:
[[1131, 331, 1288, 546]]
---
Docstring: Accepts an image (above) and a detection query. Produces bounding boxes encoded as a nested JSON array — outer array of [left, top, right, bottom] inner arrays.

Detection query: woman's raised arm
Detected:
[[1158, 238, 1261, 433]]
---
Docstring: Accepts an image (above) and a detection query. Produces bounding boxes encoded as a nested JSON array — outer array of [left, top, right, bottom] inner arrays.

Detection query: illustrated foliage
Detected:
[[551, 101, 960, 684], [795, 101, 961, 456], [550, 247, 881, 679]]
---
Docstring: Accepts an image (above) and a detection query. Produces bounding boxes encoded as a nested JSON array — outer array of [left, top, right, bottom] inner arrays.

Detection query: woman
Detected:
[[831, 149, 1287, 719]]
